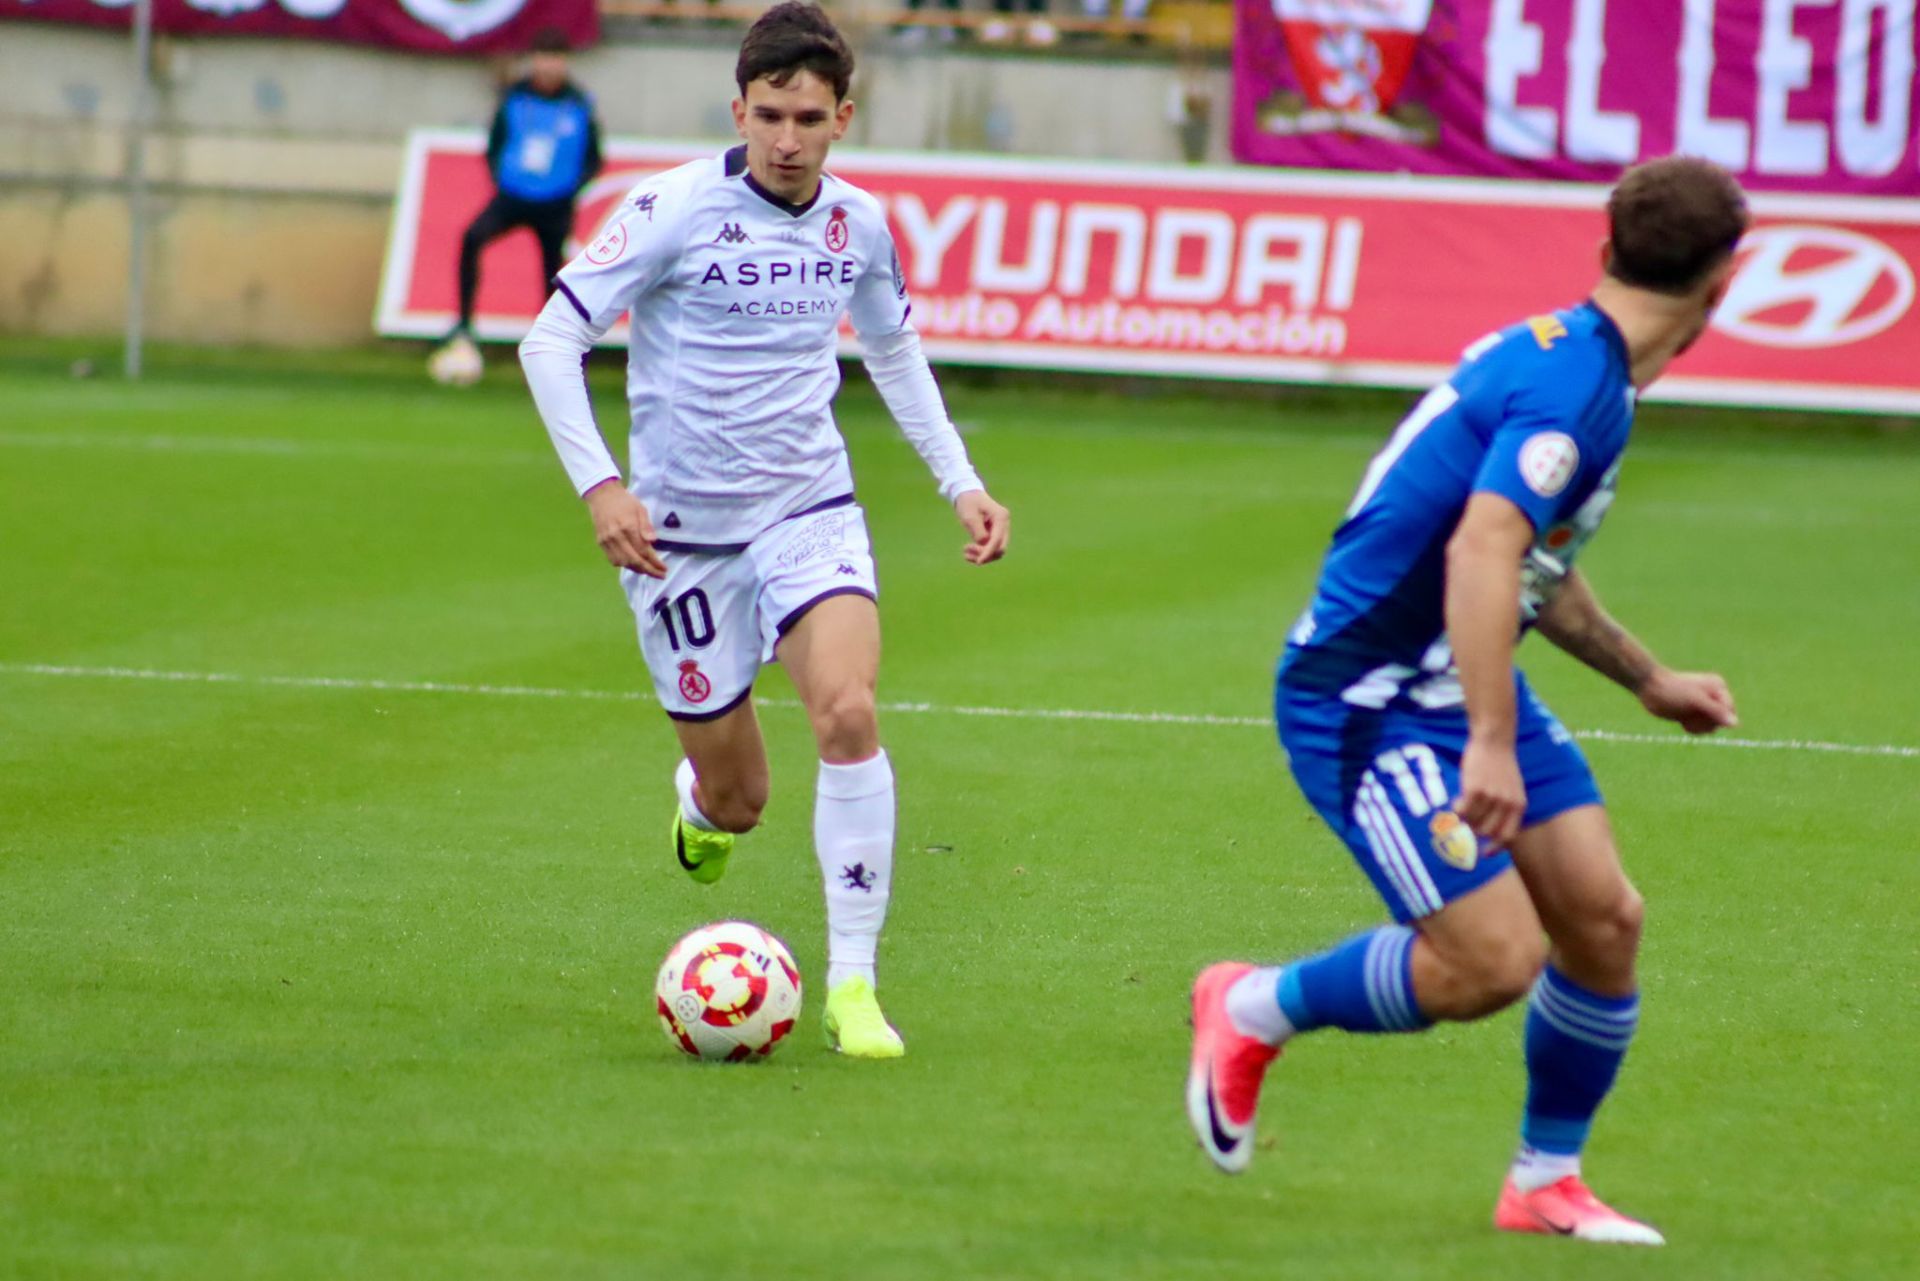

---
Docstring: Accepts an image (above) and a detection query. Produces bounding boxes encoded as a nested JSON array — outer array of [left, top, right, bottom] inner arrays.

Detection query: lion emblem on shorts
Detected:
[[677, 659, 712, 705]]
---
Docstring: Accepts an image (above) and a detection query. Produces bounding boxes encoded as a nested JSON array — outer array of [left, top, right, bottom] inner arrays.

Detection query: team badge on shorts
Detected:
[[825, 206, 849, 254], [677, 660, 712, 705], [1429, 811, 1479, 871]]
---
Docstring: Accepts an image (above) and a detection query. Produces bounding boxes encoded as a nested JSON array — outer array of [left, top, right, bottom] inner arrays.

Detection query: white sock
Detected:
[[674, 758, 721, 832], [814, 750, 894, 991], [1225, 966, 1296, 1045], [1509, 1145, 1582, 1192]]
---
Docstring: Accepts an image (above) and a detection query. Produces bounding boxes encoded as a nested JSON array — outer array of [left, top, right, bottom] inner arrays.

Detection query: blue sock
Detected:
[[1520, 964, 1640, 1155], [1274, 925, 1431, 1034]]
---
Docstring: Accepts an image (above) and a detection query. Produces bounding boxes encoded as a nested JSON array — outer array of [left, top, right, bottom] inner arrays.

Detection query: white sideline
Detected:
[[3, 662, 1918, 761]]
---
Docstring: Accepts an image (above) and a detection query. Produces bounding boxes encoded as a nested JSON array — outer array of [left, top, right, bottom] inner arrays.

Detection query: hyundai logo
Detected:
[[1713, 225, 1915, 349]]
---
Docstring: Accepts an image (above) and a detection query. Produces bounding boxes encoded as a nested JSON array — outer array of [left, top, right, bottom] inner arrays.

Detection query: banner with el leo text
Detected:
[[0, 0, 598, 54], [1235, 0, 1920, 197], [377, 132, 1920, 413]]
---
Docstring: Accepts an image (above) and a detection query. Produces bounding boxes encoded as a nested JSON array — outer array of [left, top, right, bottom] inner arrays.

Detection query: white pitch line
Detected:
[[2, 662, 1917, 760], [0, 430, 548, 469]]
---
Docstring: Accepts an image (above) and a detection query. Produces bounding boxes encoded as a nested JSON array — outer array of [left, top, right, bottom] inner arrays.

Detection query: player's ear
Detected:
[[1700, 255, 1737, 314], [731, 97, 748, 139], [832, 98, 854, 141], [1597, 239, 1612, 275]]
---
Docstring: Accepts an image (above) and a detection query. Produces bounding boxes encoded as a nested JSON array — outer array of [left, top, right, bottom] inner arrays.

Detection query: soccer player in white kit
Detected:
[[518, 2, 1009, 1057]]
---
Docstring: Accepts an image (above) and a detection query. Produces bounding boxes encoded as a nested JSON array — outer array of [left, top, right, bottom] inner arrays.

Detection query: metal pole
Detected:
[[125, 0, 153, 380]]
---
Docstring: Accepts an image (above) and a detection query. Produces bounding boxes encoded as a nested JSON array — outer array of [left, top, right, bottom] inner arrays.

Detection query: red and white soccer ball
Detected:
[[655, 921, 803, 1062]]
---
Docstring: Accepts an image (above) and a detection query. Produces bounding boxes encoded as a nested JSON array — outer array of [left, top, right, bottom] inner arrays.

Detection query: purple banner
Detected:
[[1233, 0, 1920, 196], [0, 0, 599, 55]]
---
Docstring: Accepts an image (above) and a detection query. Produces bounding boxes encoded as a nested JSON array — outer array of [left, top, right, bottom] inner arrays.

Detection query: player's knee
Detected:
[[1585, 886, 1645, 965], [810, 686, 878, 759], [1462, 931, 1548, 1014]]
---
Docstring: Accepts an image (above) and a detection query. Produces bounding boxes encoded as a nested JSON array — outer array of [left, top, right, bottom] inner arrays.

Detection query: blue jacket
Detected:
[[487, 79, 603, 203]]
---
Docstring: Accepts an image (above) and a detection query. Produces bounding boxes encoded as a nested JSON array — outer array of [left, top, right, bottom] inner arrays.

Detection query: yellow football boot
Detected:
[[823, 976, 905, 1058], [672, 810, 733, 885]]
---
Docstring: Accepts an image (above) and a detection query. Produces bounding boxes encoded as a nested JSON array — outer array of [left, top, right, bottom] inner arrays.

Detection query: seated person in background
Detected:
[[983, 0, 1057, 47], [1082, 0, 1149, 25]]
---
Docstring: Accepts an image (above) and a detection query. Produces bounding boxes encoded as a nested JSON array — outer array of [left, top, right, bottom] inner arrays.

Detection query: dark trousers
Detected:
[[457, 191, 575, 330]]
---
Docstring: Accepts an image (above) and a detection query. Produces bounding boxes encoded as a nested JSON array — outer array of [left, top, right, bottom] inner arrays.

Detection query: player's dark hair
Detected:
[[529, 26, 571, 54], [1605, 156, 1750, 295], [736, 2, 855, 102]]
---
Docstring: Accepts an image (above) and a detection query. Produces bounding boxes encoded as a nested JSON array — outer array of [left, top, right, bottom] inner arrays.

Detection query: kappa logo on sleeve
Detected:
[[633, 192, 658, 220], [1519, 432, 1579, 498], [584, 221, 628, 266]]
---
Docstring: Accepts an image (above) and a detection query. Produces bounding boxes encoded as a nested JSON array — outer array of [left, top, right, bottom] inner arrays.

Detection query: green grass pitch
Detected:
[[2, 342, 1916, 1279]]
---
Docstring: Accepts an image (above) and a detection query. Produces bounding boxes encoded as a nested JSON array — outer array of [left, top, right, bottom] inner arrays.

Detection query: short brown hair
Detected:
[[1605, 156, 1750, 294], [529, 26, 571, 55], [736, 2, 854, 102]]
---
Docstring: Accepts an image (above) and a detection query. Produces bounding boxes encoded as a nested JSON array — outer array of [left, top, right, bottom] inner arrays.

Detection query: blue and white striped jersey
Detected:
[[1279, 300, 1636, 712]]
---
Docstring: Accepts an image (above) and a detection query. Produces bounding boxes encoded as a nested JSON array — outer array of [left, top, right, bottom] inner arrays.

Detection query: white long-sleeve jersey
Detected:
[[519, 145, 982, 552]]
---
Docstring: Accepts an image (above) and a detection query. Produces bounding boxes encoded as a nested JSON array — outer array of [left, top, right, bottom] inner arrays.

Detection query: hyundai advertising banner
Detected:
[[378, 133, 1920, 414]]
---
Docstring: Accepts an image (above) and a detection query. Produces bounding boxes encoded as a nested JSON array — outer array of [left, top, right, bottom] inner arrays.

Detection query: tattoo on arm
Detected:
[[1537, 573, 1658, 693]]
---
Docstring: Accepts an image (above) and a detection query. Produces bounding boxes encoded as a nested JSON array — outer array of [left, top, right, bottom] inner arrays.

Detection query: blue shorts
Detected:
[[1275, 674, 1602, 922]]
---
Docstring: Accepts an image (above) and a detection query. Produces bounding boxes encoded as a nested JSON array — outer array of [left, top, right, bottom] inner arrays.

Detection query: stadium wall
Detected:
[[0, 24, 1230, 345]]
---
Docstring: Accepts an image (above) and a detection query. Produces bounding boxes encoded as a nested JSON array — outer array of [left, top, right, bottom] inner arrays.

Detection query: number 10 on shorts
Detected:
[[651, 588, 716, 651]]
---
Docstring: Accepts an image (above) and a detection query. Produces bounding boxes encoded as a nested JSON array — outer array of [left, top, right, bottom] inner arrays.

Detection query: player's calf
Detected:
[[679, 760, 767, 834]]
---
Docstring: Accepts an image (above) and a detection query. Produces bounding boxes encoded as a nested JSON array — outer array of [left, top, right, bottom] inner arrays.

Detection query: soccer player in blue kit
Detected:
[[1185, 157, 1750, 1244]]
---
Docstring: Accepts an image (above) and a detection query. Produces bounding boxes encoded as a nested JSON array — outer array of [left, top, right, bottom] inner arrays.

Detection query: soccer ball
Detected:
[[655, 921, 803, 1062], [427, 334, 484, 386]]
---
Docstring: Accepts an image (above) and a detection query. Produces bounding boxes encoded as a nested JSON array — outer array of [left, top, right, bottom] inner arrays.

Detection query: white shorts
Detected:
[[622, 500, 878, 721]]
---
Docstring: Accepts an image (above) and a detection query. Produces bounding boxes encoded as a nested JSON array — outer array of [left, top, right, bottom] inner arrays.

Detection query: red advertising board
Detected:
[[377, 131, 1920, 413]]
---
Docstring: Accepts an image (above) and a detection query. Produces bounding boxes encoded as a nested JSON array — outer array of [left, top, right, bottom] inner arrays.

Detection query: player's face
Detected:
[[530, 52, 569, 93], [733, 72, 854, 205]]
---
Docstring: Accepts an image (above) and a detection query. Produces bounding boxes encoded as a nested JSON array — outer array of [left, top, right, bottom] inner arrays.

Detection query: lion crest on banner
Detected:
[[1258, 0, 1440, 145]]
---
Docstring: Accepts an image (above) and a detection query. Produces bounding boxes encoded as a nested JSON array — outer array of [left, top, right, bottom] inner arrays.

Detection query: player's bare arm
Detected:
[[583, 477, 667, 578], [1537, 570, 1737, 734], [955, 489, 1010, 564], [1444, 492, 1534, 846]]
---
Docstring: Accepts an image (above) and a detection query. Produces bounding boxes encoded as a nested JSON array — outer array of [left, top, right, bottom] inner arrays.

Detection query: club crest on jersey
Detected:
[[825, 206, 850, 254], [585, 222, 628, 265], [714, 223, 753, 246], [678, 660, 712, 704], [1429, 811, 1478, 871]]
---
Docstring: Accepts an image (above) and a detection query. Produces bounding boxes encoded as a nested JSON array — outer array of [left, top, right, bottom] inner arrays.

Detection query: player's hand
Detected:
[[1456, 736, 1526, 849], [1638, 667, 1738, 735], [584, 479, 667, 578], [954, 489, 1010, 565]]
